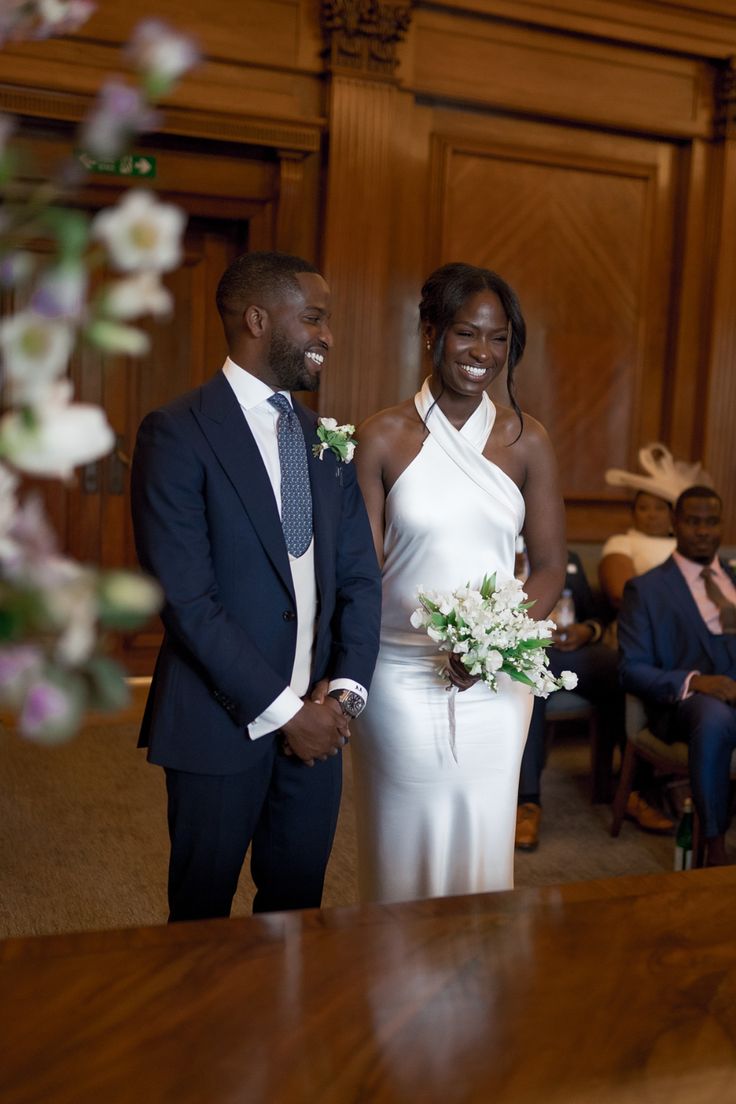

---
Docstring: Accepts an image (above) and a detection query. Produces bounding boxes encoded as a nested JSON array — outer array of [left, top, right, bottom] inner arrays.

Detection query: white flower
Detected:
[[101, 271, 173, 320], [98, 570, 161, 619], [559, 670, 579, 690], [92, 189, 186, 273], [319, 418, 338, 431], [0, 380, 115, 478], [0, 310, 74, 404], [413, 572, 580, 699], [343, 440, 356, 463], [127, 19, 200, 94]]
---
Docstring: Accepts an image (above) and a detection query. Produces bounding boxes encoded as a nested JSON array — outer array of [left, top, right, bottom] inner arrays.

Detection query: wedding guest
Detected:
[[352, 261, 566, 903], [131, 251, 381, 921], [515, 550, 623, 851], [619, 485, 736, 866], [599, 443, 710, 610], [599, 443, 713, 829]]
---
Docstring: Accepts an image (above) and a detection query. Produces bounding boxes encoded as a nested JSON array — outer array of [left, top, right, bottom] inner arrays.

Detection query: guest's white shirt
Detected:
[[223, 358, 365, 738]]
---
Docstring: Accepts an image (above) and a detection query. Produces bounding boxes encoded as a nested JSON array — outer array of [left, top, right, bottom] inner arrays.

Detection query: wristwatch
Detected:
[[328, 688, 365, 718]]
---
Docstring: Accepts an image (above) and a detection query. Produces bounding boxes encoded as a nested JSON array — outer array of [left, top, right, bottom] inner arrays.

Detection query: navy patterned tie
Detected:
[[268, 392, 313, 558]]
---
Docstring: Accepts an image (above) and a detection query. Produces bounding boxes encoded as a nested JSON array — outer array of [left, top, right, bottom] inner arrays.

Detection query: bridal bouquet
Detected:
[[410, 573, 578, 698]]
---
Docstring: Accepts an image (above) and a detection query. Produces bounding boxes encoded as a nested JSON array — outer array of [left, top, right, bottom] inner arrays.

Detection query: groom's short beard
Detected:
[[268, 326, 319, 392]]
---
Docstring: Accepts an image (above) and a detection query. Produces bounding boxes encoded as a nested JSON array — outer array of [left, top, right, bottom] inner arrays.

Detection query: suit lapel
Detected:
[[193, 373, 294, 599]]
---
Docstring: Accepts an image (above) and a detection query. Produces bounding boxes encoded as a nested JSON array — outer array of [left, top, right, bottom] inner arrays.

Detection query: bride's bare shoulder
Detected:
[[359, 398, 421, 448]]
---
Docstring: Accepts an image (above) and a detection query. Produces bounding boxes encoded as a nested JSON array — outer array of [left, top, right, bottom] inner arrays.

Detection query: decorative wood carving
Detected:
[[321, 0, 412, 78], [714, 57, 736, 139]]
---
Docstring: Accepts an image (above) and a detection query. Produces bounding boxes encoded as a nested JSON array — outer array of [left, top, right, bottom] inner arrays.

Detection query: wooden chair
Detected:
[[545, 690, 614, 804], [610, 694, 701, 861]]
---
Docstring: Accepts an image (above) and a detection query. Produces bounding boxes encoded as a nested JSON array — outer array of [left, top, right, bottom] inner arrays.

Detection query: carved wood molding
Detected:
[[0, 83, 323, 153], [321, 0, 412, 79], [714, 58, 736, 139]]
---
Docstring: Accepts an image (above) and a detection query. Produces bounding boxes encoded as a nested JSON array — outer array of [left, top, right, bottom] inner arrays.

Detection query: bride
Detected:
[[351, 262, 566, 904]]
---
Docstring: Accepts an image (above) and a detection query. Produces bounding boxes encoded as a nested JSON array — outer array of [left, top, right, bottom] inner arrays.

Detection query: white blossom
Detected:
[[92, 189, 186, 273], [0, 380, 115, 478], [127, 19, 199, 92], [0, 310, 74, 404], [101, 271, 172, 320]]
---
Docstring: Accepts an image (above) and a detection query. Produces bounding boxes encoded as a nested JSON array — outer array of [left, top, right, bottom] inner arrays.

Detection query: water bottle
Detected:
[[551, 588, 575, 638], [674, 797, 694, 871]]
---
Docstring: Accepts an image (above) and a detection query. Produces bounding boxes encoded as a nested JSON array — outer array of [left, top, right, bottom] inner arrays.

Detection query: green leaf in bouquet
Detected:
[[82, 654, 131, 712], [428, 612, 447, 629], [41, 207, 89, 260], [501, 665, 536, 688], [479, 572, 496, 600]]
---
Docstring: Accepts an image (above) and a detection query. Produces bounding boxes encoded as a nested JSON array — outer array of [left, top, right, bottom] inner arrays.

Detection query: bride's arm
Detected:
[[519, 418, 567, 619]]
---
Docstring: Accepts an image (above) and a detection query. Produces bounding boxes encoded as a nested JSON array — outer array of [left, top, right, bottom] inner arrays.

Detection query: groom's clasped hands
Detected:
[[281, 678, 350, 766]]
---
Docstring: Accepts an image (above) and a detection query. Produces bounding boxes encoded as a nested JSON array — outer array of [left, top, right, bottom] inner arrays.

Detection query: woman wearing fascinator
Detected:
[[351, 262, 566, 904], [599, 443, 713, 832], [599, 443, 712, 610]]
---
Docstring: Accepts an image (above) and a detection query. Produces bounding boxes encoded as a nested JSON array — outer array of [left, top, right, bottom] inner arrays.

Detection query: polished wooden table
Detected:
[[2, 868, 736, 1103]]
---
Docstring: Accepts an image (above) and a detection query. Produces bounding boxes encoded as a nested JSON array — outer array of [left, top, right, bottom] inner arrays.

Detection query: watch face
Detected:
[[340, 690, 365, 718]]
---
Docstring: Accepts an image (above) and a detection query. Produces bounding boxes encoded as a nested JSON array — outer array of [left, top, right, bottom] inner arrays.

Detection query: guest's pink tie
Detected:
[[700, 567, 736, 634]]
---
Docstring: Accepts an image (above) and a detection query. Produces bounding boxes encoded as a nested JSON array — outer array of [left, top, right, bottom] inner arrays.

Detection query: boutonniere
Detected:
[[312, 418, 356, 463]]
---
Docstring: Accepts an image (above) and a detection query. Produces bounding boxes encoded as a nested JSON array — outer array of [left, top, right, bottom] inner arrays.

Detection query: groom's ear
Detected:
[[243, 303, 269, 338]]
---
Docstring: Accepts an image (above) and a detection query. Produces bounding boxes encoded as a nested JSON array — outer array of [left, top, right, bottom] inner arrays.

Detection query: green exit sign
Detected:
[[76, 152, 157, 179]]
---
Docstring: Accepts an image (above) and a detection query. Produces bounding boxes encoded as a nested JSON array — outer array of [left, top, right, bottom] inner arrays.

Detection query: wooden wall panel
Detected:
[[430, 132, 677, 538], [424, 0, 736, 59], [411, 11, 712, 137]]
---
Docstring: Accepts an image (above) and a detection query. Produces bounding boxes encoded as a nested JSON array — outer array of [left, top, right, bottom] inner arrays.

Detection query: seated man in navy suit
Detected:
[[619, 485, 736, 866], [131, 252, 382, 920]]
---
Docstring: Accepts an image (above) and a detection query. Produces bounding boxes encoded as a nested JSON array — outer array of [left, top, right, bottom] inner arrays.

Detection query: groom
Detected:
[[131, 251, 381, 921]]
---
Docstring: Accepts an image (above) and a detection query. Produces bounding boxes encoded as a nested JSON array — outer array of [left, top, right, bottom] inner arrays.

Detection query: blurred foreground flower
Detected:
[[0, 381, 115, 478], [92, 188, 186, 272], [128, 19, 200, 98], [0, 467, 162, 740], [0, 0, 95, 44], [0, 13, 196, 740]]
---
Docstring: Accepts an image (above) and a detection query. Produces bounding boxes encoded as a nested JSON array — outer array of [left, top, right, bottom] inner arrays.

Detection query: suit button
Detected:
[[282, 610, 296, 622]]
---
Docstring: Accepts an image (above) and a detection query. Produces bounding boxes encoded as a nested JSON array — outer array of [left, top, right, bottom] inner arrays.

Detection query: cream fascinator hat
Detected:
[[605, 443, 713, 506]]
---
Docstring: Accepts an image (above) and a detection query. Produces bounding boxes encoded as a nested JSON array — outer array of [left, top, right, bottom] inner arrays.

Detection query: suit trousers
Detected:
[[165, 740, 342, 921], [519, 642, 623, 802], [670, 695, 736, 838]]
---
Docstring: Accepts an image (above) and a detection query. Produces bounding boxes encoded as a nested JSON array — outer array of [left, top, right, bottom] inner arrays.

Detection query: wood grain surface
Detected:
[[2, 868, 736, 1103]]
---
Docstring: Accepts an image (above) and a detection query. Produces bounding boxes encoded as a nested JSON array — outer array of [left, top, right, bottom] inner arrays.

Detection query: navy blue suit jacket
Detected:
[[618, 555, 736, 733], [131, 371, 382, 774]]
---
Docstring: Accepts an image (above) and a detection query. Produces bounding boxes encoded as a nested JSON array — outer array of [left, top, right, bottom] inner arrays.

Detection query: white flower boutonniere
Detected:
[[312, 417, 356, 463]]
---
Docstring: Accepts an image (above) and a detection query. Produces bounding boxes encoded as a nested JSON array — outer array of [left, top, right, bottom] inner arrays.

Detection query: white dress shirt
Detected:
[[222, 358, 366, 738]]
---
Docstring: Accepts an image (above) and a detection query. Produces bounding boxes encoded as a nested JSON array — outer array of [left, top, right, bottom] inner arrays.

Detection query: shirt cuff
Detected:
[[248, 687, 304, 740], [680, 671, 700, 700], [328, 677, 367, 706]]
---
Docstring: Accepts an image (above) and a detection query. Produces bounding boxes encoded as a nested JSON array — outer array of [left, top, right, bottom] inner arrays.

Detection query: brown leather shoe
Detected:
[[515, 802, 541, 851], [626, 791, 674, 833]]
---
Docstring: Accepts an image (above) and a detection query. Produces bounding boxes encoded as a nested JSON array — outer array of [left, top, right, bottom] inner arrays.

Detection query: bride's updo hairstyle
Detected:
[[419, 262, 527, 436]]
